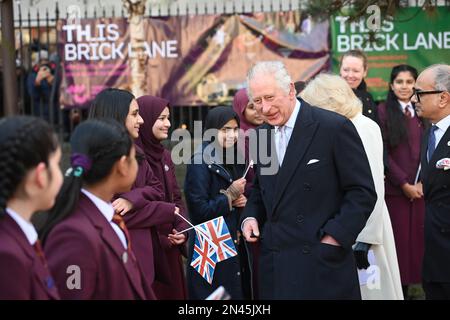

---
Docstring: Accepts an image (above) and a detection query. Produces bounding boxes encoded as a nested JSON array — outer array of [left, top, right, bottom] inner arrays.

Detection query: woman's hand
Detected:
[[232, 195, 247, 208], [112, 198, 133, 216], [230, 178, 246, 196], [401, 183, 423, 201], [168, 228, 187, 245]]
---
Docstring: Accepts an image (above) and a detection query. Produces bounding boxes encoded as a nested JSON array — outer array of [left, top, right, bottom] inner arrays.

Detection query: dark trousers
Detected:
[[423, 281, 450, 300]]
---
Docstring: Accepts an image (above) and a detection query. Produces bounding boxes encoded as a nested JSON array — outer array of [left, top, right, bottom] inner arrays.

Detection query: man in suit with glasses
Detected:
[[413, 64, 450, 299]]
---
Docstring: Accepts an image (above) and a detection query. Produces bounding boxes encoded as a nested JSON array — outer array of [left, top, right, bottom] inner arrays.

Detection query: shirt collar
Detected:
[[434, 114, 450, 133], [6, 208, 38, 245], [81, 189, 115, 222], [398, 100, 414, 115], [275, 99, 301, 132], [398, 100, 411, 111]]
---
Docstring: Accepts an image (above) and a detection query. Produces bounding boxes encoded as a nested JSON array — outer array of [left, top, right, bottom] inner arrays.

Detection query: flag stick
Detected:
[[414, 163, 421, 184], [174, 213, 215, 248], [242, 159, 254, 179], [175, 212, 195, 228], [175, 224, 196, 235], [174, 212, 199, 235]]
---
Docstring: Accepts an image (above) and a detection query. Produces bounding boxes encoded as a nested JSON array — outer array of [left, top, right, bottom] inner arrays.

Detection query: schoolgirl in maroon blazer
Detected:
[[88, 89, 180, 299], [41, 119, 147, 299], [0, 116, 62, 300]]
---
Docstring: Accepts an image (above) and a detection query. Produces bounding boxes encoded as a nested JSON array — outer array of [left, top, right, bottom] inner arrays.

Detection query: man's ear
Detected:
[[440, 91, 450, 107], [116, 155, 129, 176], [289, 82, 296, 99]]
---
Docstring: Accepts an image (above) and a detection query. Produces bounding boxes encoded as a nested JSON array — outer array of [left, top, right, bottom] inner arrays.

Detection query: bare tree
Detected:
[[122, 0, 147, 97], [304, 0, 438, 22]]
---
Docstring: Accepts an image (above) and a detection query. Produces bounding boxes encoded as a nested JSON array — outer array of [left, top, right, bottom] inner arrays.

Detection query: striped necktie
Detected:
[[278, 126, 287, 166], [427, 125, 438, 162], [112, 214, 132, 252], [404, 105, 412, 118]]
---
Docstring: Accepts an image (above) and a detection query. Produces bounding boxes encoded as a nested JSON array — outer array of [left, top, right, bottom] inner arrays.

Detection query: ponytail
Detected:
[[41, 119, 132, 242]]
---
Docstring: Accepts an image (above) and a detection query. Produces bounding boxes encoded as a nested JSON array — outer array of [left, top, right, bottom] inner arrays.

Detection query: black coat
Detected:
[[353, 82, 390, 174], [184, 142, 250, 299], [420, 125, 450, 282], [353, 81, 379, 124], [241, 100, 377, 299]]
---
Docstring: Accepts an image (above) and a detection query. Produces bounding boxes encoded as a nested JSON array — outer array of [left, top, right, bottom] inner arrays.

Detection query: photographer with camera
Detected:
[[27, 50, 58, 123]]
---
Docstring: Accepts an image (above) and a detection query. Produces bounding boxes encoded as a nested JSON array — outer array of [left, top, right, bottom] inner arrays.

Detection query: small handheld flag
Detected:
[[190, 216, 237, 284]]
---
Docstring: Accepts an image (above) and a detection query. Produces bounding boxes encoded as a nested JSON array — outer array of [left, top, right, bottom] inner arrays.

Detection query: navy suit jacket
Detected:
[[420, 125, 450, 282], [0, 214, 59, 300], [241, 100, 377, 299]]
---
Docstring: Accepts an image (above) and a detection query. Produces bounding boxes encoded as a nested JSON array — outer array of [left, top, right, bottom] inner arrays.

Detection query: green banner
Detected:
[[331, 7, 450, 101]]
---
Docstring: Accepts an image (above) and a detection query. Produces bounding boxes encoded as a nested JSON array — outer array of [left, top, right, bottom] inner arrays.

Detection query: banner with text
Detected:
[[58, 12, 329, 108], [331, 7, 450, 101]]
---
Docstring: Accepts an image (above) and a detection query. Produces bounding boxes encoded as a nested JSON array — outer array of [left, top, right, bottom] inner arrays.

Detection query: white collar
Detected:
[[434, 114, 450, 133], [275, 99, 301, 132], [81, 189, 115, 223], [398, 100, 412, 110], [6, 207, 38, 245]]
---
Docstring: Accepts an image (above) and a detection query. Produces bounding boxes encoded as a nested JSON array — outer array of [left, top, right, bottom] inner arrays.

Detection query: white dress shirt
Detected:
[[241, 99, 301, 231], [6, 207, 38, 245], [431, 114, 450, 149], [274, 99, 301, 162], [81, 189, 128, 249]]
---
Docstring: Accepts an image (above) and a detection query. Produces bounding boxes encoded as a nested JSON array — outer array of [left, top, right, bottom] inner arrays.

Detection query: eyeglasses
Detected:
[[411, 88, 444, 103]]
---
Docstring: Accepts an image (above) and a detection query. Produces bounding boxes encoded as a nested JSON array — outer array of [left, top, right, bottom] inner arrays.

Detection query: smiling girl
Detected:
[[377, 65, 426, 299], [88, 89, 178, 299], [136, 95, 189, 300]]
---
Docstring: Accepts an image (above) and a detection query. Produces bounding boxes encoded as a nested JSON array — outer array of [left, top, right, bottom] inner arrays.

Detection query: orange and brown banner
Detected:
[[58, 12, 329, 108]]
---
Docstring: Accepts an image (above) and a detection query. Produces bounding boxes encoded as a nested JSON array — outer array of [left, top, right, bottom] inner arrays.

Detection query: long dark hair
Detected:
[[40, 119, 132, 242], [88, 88, 135, 124], [88, 88, 145, 162], [385, 64, 418, 148], [0, 116, 59, 217]]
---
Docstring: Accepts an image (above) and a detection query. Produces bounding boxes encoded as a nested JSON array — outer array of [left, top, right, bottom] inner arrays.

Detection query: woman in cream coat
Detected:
[[301, 73, 403, 300]]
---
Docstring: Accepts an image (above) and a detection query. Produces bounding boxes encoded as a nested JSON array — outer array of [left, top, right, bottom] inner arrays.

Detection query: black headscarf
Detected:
[[204, 106, 244, 179], [204, 106, 240, 133]]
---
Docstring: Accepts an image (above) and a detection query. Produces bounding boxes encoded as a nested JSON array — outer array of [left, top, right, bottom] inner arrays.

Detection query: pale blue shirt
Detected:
[[274, 99, 301, 159], [432, 114, 450, 149], [6, 207, 38, 245], [81, 189, 127, 249]]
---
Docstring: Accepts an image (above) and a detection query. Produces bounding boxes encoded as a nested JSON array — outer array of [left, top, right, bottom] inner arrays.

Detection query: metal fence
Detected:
[[12, 2, 227, 138], [7, 0, 450, 138], [14, 2, 63, 136]]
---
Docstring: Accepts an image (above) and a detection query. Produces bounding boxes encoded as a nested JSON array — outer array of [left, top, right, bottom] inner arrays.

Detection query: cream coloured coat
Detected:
[[353, 113, 404, 300]]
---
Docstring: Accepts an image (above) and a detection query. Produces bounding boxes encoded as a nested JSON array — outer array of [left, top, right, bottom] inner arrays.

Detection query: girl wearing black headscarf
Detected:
[[184, 106, 251, 300]]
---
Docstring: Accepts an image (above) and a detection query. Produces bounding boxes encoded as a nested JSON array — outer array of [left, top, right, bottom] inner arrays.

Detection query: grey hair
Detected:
[[246, 61, 292, 100], [423, 64, 450, 92]]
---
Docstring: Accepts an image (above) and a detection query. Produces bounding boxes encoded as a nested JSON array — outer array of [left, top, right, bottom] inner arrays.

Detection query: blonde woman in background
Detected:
[[301, 73, 403, 300]]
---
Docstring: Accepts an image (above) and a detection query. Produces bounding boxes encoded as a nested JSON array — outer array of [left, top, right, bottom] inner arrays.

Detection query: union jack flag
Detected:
[[190, 228, 217, 284], [190, 216, 238, 284], [197, 216, 237, 262]]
